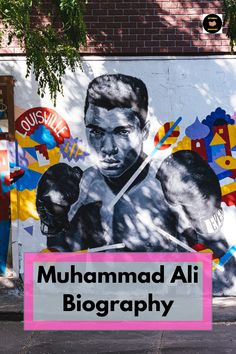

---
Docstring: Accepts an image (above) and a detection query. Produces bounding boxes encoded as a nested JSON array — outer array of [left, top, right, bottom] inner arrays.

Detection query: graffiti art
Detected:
[[6, 74, 236, 294]]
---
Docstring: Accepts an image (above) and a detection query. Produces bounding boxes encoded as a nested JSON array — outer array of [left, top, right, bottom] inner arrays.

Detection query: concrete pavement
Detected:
[[1, 276, 236, 353], [0, 322, 236, 354]]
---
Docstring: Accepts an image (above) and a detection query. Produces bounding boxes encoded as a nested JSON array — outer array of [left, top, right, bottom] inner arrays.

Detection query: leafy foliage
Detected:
[[224, 0, 236, 53], [0, 0, 87, 104]]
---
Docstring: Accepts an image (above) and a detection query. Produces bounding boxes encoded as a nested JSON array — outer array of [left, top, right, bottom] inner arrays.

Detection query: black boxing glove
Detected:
[[64, 201, 107, 251], [156, 150, 223, 235], [36, 163, 82, 237]]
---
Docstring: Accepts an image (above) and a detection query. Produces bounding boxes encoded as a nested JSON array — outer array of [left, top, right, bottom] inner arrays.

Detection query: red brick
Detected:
[[122, 35, 137, 41], [130, 28, 145, 34], [130, 40, 145, 47], [101, 3, 115, 9], [176, 40, 192, 47], [182, 47, 199, 52], [98, 16, 115, 23], [2, 0, 229, 56], [160, 40, 176, 47], [113, 41, 129, 47], [115, 3, 133, 9], [92, 9, 108, 16], [152, 34, 168, 40], [108, 9, 123, 15], [145, 40, 160, 47], [192, 40, 207, 46], [137, 47, 153, 53], [168, 34, 183, 40]]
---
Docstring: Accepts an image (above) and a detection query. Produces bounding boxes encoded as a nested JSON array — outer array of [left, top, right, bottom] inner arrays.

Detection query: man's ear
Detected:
[[142, 121, 150, 140]]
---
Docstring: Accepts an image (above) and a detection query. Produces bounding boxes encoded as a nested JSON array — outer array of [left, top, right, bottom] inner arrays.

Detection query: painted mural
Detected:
[[173, 107, 236, 207], [6, 73, 236, 294], [0, 146, 10, 274]]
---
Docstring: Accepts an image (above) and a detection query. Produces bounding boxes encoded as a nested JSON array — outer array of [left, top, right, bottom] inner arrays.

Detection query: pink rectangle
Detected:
[[24, 252, 212, 331]]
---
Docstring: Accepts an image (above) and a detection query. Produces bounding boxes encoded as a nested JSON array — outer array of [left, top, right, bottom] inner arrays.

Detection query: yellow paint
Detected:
[[212, 258, 220, 270], [228, 125, 236, 149], [16, 132, 38, 148], [221, 181, 236, 196], [198, 248, 219, 270], [10, 189, 19, 221], [75, 146, 84, 157], [165, 137, 179, 144], [158, 125, 165, 138], [169, 121, 180, 131], [11, 189, 39, 221], [215, 156, 236, 170], [27, 147, 60, 174], [210, 133, 226, 146], [69, 143, 76, 158], [172, 136, 191, 153], [64, 142, 70, 153]]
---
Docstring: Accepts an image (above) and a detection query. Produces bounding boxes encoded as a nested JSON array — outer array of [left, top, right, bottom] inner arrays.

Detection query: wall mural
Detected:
[[173, 107, 236, 207], [0, 147, 10, 274], [8, 74, 236, 293]]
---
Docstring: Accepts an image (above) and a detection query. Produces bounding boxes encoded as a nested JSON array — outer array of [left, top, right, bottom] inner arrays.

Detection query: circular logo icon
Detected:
[[203, 14, 222, 34]]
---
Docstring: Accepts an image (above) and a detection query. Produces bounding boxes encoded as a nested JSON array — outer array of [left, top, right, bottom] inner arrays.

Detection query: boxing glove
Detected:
[[62, 201, 107, 251], [36, 163, 82, 237], [156, 150, 223, 235]]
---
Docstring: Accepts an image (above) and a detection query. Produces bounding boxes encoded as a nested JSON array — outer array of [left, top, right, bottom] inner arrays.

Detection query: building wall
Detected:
[[0, 1, 231, 55], [0, 55, 235, 294], [84, 0, 230, 54]]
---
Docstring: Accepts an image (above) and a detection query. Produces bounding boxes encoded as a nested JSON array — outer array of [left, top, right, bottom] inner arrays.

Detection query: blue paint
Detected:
[[201, 107, 233, 163], [219, 245, 236, 267], [150, 117, 182, 157], [24, 225, 33, 236], [15, 169, 42, 191], [23, 147, 38, 160], [202, 107, 234, 127], [0, 221, 10, 275], [211, 145, 225, 160], [31, 125, 56, 149], [217, 170, 232, 180]]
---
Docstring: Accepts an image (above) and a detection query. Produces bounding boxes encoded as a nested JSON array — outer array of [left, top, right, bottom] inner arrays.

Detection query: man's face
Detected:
[[85, 104, 148, 178]]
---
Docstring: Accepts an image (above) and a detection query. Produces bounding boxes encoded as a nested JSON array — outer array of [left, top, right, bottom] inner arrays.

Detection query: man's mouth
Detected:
[[100, 159, 120, 169]]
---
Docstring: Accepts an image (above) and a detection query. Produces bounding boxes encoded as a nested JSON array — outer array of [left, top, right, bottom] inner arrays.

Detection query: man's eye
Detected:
[[119, 130, 130, 136], [91, 129, 103, 136]]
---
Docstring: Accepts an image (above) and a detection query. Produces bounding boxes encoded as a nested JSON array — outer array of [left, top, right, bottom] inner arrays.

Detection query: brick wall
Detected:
[[0, 0, 231, 55], [83, 0, 230, 54]]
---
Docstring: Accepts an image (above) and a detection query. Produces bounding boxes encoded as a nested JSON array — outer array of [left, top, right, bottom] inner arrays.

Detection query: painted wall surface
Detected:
[[0, 144, 10, 274], [0, 56, 236, 295]]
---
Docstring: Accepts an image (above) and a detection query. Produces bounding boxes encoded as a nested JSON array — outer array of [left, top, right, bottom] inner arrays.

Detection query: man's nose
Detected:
[[101, 134, 118, 155]]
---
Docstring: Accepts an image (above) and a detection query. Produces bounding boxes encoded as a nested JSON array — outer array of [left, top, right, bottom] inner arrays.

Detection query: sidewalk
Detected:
[[1, 276, 236, 322], [1, 276, 236, 353]]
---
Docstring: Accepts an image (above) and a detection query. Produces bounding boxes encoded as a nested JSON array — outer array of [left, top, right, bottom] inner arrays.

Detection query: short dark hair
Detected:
[[84, 74, 148, 128]]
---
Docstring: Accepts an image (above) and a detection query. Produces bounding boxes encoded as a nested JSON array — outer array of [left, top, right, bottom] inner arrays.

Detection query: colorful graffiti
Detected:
[[10, 107, 89, 226], [60, 137, 89, 162], [11, 108, 68, 223], [173, 107, 236, 207], [3, 75, 235, 295], [35, 76, 226, 269], [153, 121, 180, 150], [0, 148, 10, 274]]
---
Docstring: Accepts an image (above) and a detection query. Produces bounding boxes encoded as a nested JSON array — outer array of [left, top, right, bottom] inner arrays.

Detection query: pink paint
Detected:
[[24, 252, 212, 331]]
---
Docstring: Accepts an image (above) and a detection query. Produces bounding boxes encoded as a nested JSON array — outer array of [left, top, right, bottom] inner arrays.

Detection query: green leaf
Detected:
[[0, 0, 87, 104]]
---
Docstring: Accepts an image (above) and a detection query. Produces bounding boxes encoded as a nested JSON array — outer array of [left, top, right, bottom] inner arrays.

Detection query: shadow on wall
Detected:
[[83, 0, 228, 55], [0, 31, 236, 294]]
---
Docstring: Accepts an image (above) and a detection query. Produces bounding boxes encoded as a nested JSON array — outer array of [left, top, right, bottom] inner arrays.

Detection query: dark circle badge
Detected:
[[203, 14, 222, 34]]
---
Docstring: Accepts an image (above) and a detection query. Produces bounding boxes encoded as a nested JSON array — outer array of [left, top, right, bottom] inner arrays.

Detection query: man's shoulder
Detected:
[[83, 165, 101, 177]]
